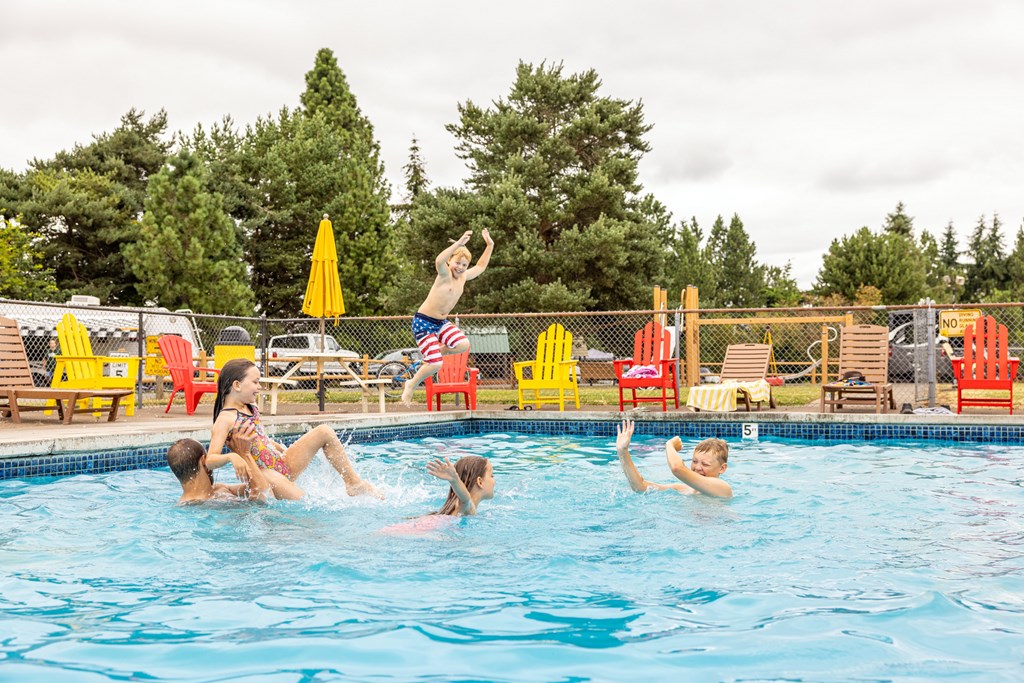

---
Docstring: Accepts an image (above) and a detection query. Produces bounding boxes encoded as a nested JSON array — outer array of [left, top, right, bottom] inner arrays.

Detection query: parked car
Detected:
[[262, 334, 359, 378], [887, 322, 961, 382]]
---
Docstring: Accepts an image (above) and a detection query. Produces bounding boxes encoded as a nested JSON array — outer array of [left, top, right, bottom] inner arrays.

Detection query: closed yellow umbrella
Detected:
[[302, 213, 345, 321], [302, 214, 345, 411]]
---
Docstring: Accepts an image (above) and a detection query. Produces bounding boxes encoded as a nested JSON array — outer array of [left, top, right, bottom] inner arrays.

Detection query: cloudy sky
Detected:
[[4, 0, 1023, 287]]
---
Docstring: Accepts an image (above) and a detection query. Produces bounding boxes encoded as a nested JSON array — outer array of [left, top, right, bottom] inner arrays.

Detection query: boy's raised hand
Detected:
[[455, 230, 473, 246], [426, 457, 458, 484], [615, 418, 634, 452], [481, 228, 494, 246]]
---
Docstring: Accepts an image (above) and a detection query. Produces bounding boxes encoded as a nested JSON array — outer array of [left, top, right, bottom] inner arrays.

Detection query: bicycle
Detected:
[[376, 358, 424, 398]]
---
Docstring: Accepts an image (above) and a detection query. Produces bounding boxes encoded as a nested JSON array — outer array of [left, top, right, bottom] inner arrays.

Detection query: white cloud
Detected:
[[3, 0, 1024, 289]]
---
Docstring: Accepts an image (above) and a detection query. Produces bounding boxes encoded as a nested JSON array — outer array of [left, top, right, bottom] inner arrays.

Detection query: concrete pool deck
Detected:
[[3, 398, 1022, 458]]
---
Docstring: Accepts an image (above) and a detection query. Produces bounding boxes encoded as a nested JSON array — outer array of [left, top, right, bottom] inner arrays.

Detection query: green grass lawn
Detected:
[[141, 383, 825, 409]]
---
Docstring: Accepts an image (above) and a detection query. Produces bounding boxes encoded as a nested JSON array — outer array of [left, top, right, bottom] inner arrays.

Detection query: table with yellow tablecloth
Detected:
[[685, 379, 772, 412]]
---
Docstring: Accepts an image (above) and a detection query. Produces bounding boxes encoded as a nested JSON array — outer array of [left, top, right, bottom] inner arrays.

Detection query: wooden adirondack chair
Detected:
[[158, 335, 219, 415], [514, 323, 580, 411], [213, 344, 256, 369], [950, 315, 1019, 414], [0, 316, 131, 424], [820, 325, 895, 414], [720, 343, 777, 411], [613, 321, 678, 411], [424, 351, 479, 411], [50, 313, 139, 417]]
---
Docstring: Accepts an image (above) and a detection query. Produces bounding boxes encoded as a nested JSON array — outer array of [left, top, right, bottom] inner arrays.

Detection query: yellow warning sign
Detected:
[[145, 336, 167, 376], [939, 309, 982, 337]]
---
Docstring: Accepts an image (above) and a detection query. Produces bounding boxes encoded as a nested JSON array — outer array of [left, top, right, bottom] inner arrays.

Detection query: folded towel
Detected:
[[624, 364, 660, 378]]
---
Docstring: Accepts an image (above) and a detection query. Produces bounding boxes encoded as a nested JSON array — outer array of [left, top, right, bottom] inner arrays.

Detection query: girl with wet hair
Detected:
[[205, 358, 380, 500], [427, 455, 495, 516]]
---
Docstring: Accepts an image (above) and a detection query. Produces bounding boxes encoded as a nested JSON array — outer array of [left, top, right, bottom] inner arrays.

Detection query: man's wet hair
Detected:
[[167, 438, 209, 484]]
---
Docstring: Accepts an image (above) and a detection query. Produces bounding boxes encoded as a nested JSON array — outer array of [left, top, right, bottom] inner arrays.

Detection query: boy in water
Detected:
[[167, 424, 302, 504], [400, 229, 494, 406], [615, 419, 733, 498]]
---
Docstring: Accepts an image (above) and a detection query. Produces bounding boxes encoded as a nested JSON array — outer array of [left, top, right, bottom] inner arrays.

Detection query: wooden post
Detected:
[[683, 286, 700, 387], [653, 286, 668, 326]]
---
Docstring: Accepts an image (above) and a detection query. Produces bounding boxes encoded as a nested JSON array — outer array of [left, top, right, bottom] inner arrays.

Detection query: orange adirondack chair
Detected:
[[158, 335, 219, 415], [951, 315, 1019, 414], [424, 351, 479, 411], [613, 321, 678, 411]]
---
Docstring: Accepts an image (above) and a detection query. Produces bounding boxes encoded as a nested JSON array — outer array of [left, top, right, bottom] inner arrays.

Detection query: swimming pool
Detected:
[[1, 430, 1022, 681]]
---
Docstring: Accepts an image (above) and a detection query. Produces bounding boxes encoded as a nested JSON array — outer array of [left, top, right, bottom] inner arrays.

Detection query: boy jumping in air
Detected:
[[401, 229, 494, 407], [615, 418, 733, 498]]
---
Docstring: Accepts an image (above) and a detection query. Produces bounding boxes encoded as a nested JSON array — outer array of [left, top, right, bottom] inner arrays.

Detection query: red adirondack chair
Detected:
[[613, 321, 678, 411], [158, 335, 219, 415], [951, 315, 1019, 414], [424, 351, 479, 411]]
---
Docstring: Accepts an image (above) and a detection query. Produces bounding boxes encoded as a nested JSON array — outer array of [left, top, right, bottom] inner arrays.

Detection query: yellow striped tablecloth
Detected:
[[685, 379, 772, 412]]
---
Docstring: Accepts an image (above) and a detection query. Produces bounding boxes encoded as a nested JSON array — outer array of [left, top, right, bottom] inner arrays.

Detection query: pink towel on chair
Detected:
[[624, 364, 660, 378]]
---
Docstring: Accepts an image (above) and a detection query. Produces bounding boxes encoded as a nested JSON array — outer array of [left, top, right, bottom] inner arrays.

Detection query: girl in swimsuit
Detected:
[[426, 455, 494, 516], [205, 359, 380, 499]]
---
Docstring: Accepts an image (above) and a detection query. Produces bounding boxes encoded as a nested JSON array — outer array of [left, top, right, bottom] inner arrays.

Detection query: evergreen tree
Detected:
[[706, 213, 766, 307], [764, 263, 801, 307], [883, 201, 914, 238], [9, 109, 170, 304], [939, 221, 959, 269], [815, 226, 926, 304], [918, 229, 943, 294], [1002, 226, 1024, 300], [963, 213, 1007, 301], [393, 61, 673, 313], [403, 136, 429, 204], [666, 217, 716, 303], [0, 213, 58, 300], [124, 151, 253, 315], [238, 108, 395, 316], [301, 48, 372, 145]]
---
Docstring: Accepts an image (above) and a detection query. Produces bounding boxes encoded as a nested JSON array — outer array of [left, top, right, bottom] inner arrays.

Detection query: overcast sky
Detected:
[[4, 0, 1024, 288]]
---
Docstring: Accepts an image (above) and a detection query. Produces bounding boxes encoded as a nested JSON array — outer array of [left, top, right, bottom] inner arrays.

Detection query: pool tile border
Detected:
[[2, 413, 1022, 480]]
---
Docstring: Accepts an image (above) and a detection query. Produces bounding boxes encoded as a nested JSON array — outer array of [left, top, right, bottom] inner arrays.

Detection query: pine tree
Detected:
[[124, 151, 254, 314], [963, 213, 1007, 301], [0, 213, 58, 300], [403, 136, 429, 204], [706, 213, 766, 307], [939, 221, 959, 269], [1003, 226, 1024, 300], [393, 61, 673, 312], [10, 109, 170, 304], [883, 201, 914, 238], [815, 226, 926, 304]]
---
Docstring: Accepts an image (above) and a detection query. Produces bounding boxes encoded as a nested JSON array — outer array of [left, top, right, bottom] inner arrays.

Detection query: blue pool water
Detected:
[[1, 431, 1023, 682]]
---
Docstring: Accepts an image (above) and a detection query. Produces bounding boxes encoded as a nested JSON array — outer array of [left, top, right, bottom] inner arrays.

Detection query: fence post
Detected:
[[926, 300, 937, 406], [137, 311, 145, 408], [683, 286, 700, 387], [259, 314, 268, 376], [674, 307, 682, 398]]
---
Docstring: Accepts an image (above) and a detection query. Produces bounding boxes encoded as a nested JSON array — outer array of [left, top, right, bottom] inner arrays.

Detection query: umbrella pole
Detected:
[[318, 317, 326, 412]]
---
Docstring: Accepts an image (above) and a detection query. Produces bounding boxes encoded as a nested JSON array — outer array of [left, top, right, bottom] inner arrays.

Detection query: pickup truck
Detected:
[[262, 333, 359, 379]]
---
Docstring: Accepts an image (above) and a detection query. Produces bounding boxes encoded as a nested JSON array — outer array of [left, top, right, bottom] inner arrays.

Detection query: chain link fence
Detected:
[[4, 297, 1023, 411]]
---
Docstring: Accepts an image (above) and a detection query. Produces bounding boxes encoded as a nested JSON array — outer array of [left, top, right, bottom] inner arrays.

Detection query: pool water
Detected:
[[1, 431, 1023, 681]]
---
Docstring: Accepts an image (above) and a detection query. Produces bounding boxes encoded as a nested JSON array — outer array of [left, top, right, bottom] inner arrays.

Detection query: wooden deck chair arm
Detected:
[[555, 359, 579, 367], [468, 368, 480, 380], [612, 359, 633, 377]]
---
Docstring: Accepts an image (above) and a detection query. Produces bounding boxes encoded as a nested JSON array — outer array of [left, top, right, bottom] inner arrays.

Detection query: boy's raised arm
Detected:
[[617, 419, 687, 493], [435, 230, 473, 275], [665, 437, 733, 499], [465, 229, 494, 280]]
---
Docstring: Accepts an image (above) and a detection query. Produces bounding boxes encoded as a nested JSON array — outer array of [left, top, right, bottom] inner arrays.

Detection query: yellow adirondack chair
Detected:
[[50, 313, 139, 417], [514, 323, 580, 411], [213, 344, 256, 369]]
